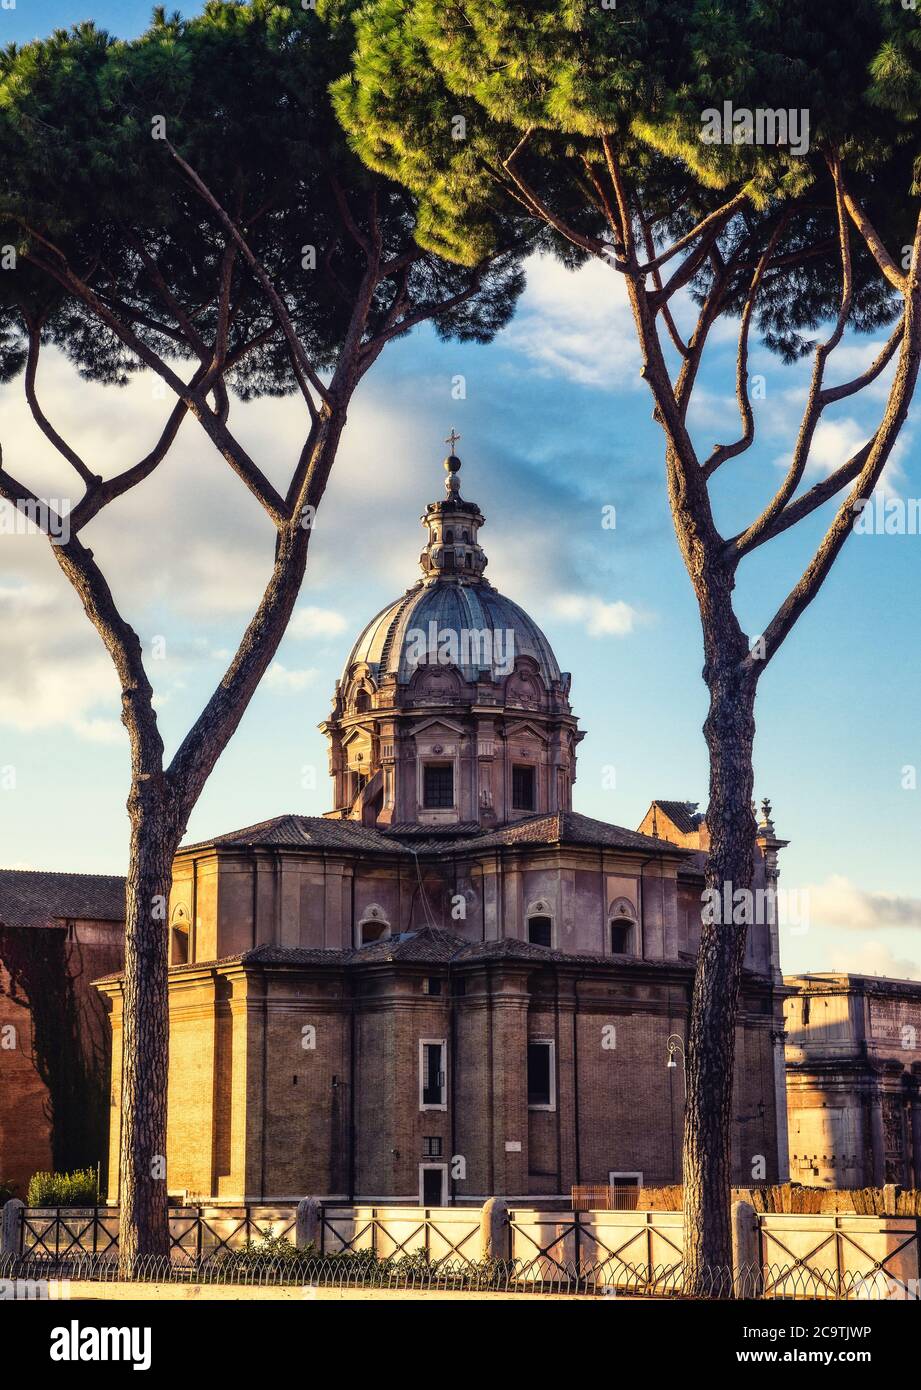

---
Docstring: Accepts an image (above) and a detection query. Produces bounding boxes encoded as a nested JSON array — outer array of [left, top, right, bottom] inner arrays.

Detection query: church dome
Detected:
[[324, 441, 580, 831], [341, 445, 563, 690], [344, 582, 562, 687]]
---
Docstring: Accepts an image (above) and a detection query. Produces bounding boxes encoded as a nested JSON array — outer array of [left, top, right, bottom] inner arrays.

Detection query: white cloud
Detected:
[[550, 593, 640, 637], [0, 583, 123, 742], [502, 253, 641, 390], [289, 606, 349, 639], [770, 415, 908, 502], [805, 874, 921, 931], [826, 939, 921, 982], [262, 662, 319, 693]]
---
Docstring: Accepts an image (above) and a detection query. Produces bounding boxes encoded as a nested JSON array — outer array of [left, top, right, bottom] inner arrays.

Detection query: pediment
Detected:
[[412, 716, 466, 740], [503, 719, 549, 743]]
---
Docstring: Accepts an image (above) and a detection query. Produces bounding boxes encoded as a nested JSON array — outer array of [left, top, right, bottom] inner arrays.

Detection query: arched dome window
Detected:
[[526, 902, 553, 948], [170, 905, 190, 965]]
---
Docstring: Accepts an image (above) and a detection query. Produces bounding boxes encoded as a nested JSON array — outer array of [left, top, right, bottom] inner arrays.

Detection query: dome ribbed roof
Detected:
[[343, 580, 562, 687]]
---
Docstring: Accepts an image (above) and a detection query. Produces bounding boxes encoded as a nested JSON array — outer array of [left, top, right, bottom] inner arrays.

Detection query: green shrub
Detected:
[[27, 1168, 98, 1208]]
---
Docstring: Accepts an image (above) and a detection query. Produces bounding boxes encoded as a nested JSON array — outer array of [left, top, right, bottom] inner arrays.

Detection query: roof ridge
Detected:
[[0, 867, 125, 880]]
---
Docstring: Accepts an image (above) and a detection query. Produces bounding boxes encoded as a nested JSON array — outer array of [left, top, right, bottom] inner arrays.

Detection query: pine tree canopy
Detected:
[[331, 0, 921, 358], [0, 1, 527, 395]]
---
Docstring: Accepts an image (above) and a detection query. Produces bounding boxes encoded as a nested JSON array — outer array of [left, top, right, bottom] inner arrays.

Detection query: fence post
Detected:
[[731, 1199, 760, 1298], [1, 1198, 24, 1259], [296, 1197, 321, 1252], [479, 1197, 509, 1262]]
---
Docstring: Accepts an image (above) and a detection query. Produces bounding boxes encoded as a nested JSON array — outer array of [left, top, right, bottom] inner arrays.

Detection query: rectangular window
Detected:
[[419, 1038, 446, 1110], [422, 1136, 443, 1158], [527, 1039, 555, 1110], [423, 976, 442, 996], [607, 1173, 643, 1208], [420, 1164, 446, 1205], [527, 916, 552, 948], [512, 764, 535, 810], [610, 920, 633, 954], [423, 762, 454, 809]]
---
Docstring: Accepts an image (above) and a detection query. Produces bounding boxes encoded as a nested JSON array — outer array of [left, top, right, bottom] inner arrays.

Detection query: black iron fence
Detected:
[[14, 1204, 296, 1262], [0, 1250, 910, 1298]]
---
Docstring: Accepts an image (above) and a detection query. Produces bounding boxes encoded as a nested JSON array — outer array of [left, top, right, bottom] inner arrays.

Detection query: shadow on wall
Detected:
[[0, 925, 117, 1195]]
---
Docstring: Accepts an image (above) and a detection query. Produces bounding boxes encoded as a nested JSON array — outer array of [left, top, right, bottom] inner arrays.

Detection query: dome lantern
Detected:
[[419, 436, 487, 582]]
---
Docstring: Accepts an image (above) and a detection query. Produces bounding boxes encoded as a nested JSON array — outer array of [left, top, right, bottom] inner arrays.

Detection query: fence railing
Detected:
[[2, 1199, 919, 1299], [0, 1250, 911, 1299], [572, 1185, 640, 1212]]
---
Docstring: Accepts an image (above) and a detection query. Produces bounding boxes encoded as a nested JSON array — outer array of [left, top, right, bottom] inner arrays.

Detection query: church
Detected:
[[97, 448, 791, 1206]]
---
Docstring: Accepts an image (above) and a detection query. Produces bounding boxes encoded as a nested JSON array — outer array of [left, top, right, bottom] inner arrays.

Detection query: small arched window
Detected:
[[445, 529, 454, 542], [359, 905, 391, 946]]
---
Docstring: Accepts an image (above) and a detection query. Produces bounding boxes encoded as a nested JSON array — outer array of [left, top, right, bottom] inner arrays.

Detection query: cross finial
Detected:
[[445, 428, 461, 453]]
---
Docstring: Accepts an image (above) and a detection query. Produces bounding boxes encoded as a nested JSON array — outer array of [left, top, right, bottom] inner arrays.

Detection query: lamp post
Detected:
[[666, 1034, 687, 1098]]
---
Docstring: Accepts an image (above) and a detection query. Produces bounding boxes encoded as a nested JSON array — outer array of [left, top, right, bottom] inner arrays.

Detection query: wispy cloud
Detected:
[[826, 938, 921, 982], [501, 254, 641, 390], [805, 874, 921, 931], [550, 593, 641, 637], [0, 583, 123, 742], [289, 606, 349, 639], [263, 662, 319, 694]]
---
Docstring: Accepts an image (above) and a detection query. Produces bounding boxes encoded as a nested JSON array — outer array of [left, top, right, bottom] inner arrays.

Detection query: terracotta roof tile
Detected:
[[181, 815, 411, 856], [652, 800, 704, 835], [179, 810, 683, 860], [0, 869, 125, 929]]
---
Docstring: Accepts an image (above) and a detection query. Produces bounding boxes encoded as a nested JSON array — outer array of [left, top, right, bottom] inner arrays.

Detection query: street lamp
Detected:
[[666, 1034, 686, 1097]]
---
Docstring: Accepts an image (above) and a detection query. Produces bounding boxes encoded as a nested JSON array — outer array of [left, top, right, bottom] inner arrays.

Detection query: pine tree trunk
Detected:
[[682, 663, 757, 1295], [117, 778, 180, 1271]]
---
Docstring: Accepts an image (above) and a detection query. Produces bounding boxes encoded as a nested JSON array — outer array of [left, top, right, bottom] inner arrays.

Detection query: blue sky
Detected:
[[2, 1, 920, 981]]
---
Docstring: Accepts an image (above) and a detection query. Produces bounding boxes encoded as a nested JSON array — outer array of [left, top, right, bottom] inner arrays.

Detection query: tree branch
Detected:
[[819, 317, 903, 405], [732, 167, 855, 551], [165, 141, 329, 419], [500, 128, 613, 260], [702, 215, 790, 477], [635, 192, 750, 276], [23, 243, 287, 525], [842, 186, 907, 293], [23, 322, 99, 489], [745, 210, 921, 668], [729, 437, 874, 556]]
